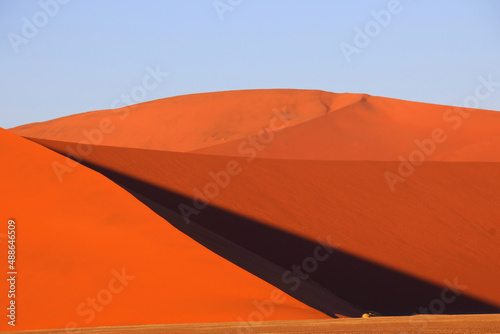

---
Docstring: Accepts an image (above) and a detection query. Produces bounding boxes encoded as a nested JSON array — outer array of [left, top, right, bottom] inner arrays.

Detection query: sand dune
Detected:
[[10, 90, 500, 161], [10, 89, 338, 152], [24, 137, 500, 316], [193, 94, 500, 161], [5, 89, 500, 332], [0, 129, 328, 332]]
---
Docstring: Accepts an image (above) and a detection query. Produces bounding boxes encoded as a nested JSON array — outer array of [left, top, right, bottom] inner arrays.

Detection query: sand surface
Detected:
[[0, 128, 327, 332], [5, 314, 500, 334], [5, 89, 500, 332]]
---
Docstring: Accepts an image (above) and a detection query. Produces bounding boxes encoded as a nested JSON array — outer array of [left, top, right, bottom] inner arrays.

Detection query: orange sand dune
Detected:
[[0, 129, 329, 332], [10, 89, 344, 152], [6, 89, 500, 331], [26, 137, 500, 316], [10, 90, 500, 161], [193, 94, 500, 161]]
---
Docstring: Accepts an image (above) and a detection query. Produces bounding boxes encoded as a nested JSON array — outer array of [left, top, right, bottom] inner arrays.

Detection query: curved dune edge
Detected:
[[0, 129, 330, 332], [24, 136, 500, 316]]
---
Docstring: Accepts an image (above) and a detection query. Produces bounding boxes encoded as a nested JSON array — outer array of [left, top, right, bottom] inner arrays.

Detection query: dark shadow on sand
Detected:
[[34, 140, 500, 317]]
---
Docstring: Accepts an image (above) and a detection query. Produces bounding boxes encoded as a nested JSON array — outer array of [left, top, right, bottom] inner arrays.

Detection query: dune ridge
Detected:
[[23, 136, 500, 316], [0, 129, 329, 332]]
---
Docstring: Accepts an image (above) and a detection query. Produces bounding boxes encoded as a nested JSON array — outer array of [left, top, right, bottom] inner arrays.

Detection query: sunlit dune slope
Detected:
[[9, 89, 343, 152], [27, 137, 500, 315], [193, 94, 500, 161], [10, 90, 500, 161], [0, 129, 328, 332]]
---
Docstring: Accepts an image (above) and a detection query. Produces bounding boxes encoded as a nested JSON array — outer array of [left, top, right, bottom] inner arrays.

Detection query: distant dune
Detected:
[[5, 89, 500, 332], [10, 89, 338, 152], [193, 94, 500, 161], [11, 89, 500, 160]]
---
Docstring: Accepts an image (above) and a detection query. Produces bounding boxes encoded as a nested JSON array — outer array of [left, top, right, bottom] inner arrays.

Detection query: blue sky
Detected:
[[1, 0, 499, 128]]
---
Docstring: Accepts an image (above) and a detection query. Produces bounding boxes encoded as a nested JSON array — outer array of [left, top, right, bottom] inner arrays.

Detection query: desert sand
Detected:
[[5, 89, 500, 332], [23, 137, 500, 315], [4, 314, 500, 334], [0, 128, 328, 332], [11, 90, 500, 161]]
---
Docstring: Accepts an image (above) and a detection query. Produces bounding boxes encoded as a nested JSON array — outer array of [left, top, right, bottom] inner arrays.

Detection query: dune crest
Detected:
[[0, 129, 329, 332], [10, 89, 335, 152]]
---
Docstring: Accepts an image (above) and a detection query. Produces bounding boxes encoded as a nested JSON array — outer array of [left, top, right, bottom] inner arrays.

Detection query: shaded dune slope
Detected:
[[26, 137, 500, 316]]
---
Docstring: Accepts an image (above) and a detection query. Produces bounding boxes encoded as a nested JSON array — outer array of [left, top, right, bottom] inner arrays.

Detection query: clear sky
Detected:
[[1, 0, 499, 128]]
